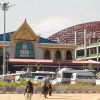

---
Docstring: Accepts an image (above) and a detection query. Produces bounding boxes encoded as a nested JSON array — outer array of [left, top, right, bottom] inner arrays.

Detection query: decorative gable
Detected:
[[11, 19, 39, 41]]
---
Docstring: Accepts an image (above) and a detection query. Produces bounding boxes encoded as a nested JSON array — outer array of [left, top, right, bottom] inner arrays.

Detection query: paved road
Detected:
[[0, 93, 100, 100]]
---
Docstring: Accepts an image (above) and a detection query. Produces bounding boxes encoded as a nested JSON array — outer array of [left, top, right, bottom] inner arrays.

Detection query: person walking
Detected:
[[48, 76, 52, 96], [41, 75, 49, 98], [24, 78, 34, 100]]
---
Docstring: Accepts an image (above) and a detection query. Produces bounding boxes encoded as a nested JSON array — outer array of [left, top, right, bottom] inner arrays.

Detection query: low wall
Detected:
[[0, 85, 100, 93]]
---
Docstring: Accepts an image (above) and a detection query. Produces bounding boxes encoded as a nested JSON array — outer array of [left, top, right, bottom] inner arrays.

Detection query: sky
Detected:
[[0, 0, 100, 38]]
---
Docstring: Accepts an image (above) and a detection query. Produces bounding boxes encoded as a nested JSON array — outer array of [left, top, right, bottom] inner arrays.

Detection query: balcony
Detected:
[[77, 45, 84, 49], [90, 42, 98, 46], [90, 42, 100, 46], [90, 53, 97, 57], [77, 56, 85, 59]]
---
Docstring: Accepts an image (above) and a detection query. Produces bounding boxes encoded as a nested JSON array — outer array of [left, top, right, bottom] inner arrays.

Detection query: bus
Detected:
[[52, 68, 96, 84]]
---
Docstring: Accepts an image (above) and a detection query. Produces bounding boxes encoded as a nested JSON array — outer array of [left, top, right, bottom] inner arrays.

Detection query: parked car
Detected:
[[33, 76, 44, 83]]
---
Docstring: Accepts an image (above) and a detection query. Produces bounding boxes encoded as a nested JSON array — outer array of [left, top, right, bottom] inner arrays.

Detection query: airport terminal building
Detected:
[[0, 20, 77, 72], [0, 20, 100, 73], [48, 21, 100, 62]]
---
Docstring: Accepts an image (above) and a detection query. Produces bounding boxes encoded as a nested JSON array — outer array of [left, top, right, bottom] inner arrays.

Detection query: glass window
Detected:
[[15, 41, 34, 58], [76, 75, 93, 79], [63, 73, 72, 78], [44, 49, 51, 59], [66, 50, 72, 60], [55, 50, 61, 59]]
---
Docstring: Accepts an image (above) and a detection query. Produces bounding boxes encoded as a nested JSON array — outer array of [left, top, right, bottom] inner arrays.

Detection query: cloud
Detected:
[[34, 17, 73, 38]]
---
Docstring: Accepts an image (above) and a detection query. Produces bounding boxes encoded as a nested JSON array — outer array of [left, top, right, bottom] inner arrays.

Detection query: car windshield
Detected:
[[38, 77, 44, 79]]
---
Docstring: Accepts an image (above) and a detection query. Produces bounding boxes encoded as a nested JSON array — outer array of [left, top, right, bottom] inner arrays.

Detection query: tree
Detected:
[[0, 48, 3, 65], [35, 63, 42, 71], [0, 48, 9, 74], [0, 48, 3, 74]]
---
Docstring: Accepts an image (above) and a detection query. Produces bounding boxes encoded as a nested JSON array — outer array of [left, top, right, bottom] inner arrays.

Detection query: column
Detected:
[[74, 31, 77, 59], [84, 29, 87, 60], [97, 45, 99, 61], [51, 49, 55, 60], [61, 49, 65, 60]]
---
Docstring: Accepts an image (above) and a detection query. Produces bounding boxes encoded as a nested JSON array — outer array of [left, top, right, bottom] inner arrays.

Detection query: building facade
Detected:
[[48, 21, 100, 62], [0, 20, 76, 72]]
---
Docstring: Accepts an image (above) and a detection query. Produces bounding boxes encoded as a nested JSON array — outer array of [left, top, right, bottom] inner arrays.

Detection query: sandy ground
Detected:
[[1, 93, 100, 100]]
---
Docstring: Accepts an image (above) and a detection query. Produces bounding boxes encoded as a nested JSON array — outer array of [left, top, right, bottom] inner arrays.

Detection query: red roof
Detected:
[[72, 60, 100, 64], [9, 58, 53, 63], [9, 59, 100, 68]]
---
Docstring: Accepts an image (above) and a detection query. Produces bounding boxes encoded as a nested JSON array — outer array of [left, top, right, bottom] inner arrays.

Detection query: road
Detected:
[[0, 93, 100, 100]]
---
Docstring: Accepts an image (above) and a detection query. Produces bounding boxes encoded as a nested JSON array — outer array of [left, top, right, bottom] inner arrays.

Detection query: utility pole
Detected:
[[84, 29, 87, 60], [0, 2, 14, 75], [74, 31, 77, 59]]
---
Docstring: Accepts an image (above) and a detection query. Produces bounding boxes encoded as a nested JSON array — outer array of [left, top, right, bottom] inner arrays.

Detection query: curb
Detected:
[[0, 91, 100, 94]]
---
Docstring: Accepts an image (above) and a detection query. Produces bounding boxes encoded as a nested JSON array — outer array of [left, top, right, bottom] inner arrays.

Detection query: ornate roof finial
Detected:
[[25, 18, 27, 22]]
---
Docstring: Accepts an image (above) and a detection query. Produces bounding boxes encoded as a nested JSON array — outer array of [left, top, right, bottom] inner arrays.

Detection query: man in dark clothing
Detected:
[[47, 75, 52, 96], [42, 82, 48, 98], [42, 75, 49, 98], [48, 81, 52, 96], [24, 78, 34, 100]]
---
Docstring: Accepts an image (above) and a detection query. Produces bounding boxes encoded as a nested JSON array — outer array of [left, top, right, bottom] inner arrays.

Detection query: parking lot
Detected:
[[0, 93, 100, 100]]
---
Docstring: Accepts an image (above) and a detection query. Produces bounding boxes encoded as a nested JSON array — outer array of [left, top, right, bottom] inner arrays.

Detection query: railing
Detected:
[[90, 53, 97, 57], [77, 42, 100, 48], [90, 42, 98, 46], [98, 53, 100, 55], [77, 56, 85, 59], [77, 45, 84, 49]]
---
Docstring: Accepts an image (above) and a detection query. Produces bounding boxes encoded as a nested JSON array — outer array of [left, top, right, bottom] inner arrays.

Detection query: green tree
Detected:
[[0, 48, 3, 74], [35, 63, 42, 71]]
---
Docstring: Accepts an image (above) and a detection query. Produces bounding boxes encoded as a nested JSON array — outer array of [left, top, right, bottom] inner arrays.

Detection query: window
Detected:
[[15, 41, 34, 58], [55, 50, 61, 59], [66, 50, 72, 60], [44, 49, 51, 59], [63, 73, 72, 78], [76, 75, 93, 79]]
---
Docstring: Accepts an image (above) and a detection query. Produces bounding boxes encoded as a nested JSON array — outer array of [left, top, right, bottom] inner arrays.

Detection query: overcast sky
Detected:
[[0, 0, 100, 38]]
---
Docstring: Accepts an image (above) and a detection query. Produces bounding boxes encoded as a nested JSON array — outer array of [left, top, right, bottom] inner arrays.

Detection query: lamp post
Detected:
[[0, 2, 14, 75]]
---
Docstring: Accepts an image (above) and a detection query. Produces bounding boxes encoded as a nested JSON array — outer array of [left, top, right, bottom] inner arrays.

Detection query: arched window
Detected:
[[66, 50, 72, 60], [44, 49, 51, 59], [55, 50, 61, 59], [15, 41, 35, 58]]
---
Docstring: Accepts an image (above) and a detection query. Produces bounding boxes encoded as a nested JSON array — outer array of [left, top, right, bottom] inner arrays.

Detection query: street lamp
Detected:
[[0, 2, 14, 75]]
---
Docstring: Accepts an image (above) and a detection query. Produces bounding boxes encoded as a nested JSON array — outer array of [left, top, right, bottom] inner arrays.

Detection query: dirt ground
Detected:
[[0, 93, 100, 100]]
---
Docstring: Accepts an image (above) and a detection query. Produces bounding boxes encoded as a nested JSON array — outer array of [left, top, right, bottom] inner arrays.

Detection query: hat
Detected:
[[26, 78, 31, 81]]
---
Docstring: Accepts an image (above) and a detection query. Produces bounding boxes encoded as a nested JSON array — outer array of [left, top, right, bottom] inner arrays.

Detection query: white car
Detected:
[[33, 76, 44, 83]]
